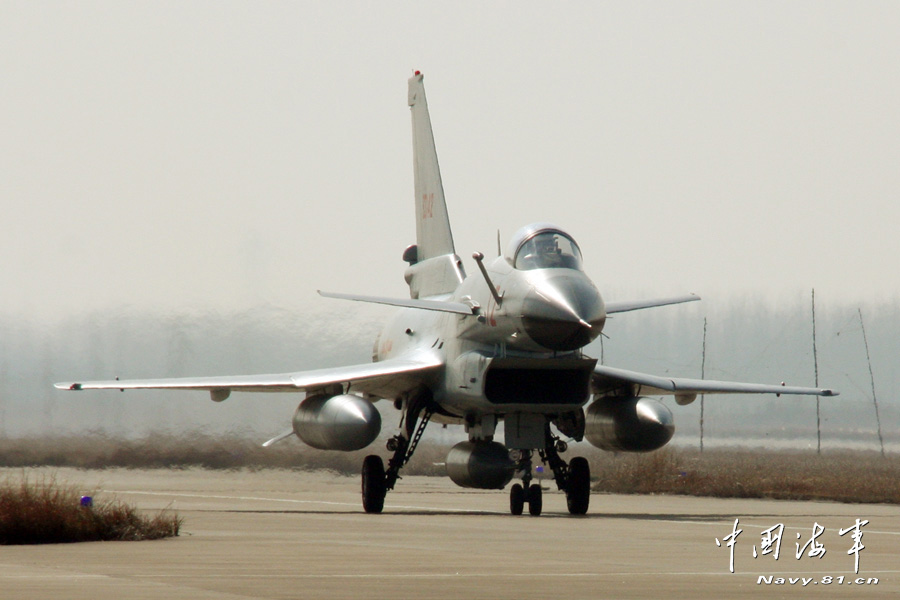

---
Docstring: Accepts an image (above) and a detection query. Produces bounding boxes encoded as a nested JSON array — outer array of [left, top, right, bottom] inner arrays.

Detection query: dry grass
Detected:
[[0, 474, 181, 545], [590, 448, 900, 505], [0, 432, 449, 475], [1, 434, 898, 505]]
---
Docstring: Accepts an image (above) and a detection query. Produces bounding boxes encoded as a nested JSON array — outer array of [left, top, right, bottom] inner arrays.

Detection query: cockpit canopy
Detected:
[[507, 223, 584, 271]]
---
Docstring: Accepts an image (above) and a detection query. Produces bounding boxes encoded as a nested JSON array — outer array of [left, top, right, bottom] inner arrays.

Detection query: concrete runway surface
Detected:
[[2, 467, 898, 599]]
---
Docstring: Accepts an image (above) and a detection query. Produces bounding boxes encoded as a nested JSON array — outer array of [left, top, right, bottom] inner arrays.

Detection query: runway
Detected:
[[2, 467, 898, 599]]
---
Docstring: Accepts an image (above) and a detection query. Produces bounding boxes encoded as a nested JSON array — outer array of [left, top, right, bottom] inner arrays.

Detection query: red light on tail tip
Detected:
[[415, 70, 421, 75]]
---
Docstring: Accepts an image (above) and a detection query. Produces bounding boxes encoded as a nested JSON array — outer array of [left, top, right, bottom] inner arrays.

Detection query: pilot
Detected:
[[518, 234, 565, 269], [535, 235, 564, 268]]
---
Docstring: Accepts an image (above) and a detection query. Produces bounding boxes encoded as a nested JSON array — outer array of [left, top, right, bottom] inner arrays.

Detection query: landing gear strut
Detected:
[[508, 424, 590, 516], [361, 393, 434, 513]]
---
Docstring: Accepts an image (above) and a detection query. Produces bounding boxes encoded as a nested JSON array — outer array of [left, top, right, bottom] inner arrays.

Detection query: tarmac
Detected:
[[1, 467, 898, 599]]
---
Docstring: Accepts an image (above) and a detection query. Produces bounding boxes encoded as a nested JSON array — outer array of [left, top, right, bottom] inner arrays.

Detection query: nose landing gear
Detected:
[[509, 452, 544, 516], [508, 426, 591, 516]]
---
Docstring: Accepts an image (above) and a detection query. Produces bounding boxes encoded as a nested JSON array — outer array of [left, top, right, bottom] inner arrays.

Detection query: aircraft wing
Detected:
[[592, 364, 838, 401], [604, 294, 700, 315], [55, 353, 444, 402], [318, 290, 475, 315]]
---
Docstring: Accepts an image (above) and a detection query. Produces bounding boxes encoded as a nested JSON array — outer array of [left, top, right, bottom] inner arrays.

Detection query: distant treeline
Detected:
[[0, 297, 897, 452]]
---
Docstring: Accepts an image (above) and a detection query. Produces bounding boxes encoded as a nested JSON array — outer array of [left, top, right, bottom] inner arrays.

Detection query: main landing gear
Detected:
[[509, 425, 591, 516], [361, 455, 387, 513], [361, 394, 434, 514]]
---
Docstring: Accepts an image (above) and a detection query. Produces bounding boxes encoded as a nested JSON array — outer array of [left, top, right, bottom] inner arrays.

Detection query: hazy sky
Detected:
[[3, 2, 899, 320]]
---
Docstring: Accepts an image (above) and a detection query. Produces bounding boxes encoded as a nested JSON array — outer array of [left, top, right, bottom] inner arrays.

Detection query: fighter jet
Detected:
[[57, 72, 837, 516]]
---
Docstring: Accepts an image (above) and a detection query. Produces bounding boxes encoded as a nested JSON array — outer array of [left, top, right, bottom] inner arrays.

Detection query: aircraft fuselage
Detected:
[[373, 226, 605, 426]]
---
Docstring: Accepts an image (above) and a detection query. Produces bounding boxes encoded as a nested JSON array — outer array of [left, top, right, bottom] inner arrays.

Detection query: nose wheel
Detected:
[[509, 482, 543, 516], [527, 483, 542, 515], [510, 483, 524, 515], [509, 450, 544, 516]]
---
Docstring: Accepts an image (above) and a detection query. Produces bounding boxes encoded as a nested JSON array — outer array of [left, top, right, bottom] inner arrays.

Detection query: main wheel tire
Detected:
[[510, 483, 525, 515], [361, 455, 386, 514], [566, 456, 590, 515], [527, 483, 542, 516]]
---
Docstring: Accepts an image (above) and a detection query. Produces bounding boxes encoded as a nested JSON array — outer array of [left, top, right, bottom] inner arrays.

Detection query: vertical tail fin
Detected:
[[409, 71, 455, 259], [405, 72, 465, 298]]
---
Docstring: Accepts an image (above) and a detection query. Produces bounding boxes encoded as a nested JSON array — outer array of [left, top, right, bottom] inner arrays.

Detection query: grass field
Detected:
[[589, 447, 900, 504], [1, 433, 897, 506]]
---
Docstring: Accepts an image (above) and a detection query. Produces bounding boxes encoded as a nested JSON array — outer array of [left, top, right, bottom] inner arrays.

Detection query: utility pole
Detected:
[[700, 317, 707, 453], [858, 308, 886, 457], [812, 289, 820, 454]]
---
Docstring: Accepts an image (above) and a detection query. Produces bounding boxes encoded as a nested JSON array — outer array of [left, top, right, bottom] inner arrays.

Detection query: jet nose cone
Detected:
[[522, 273, 606, 351]]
